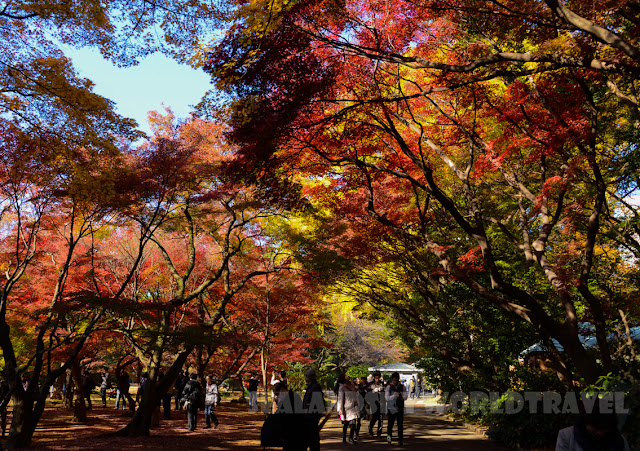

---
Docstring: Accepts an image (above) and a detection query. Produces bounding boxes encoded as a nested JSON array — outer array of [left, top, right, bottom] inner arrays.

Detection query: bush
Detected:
[[453, 392, 576, 448], [481, 409, 575, 449], [346, 364, 370, 379]]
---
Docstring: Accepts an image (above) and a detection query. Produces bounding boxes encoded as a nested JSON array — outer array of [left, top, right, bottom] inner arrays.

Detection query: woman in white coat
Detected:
[[337, 373, 360, 444]]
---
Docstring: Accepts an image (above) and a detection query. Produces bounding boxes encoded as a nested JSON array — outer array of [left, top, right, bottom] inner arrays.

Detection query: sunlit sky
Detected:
[[64, 47, 213, 136]]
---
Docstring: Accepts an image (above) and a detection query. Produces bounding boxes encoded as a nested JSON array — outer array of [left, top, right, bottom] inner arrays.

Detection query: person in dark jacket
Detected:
[[137, 372, 148, 405], [175, 370, 188, 410], [355, 376, 368, 440], [366, 370, 385, 437], [302, 368, 325, 451], [82, 370, 95, 409], [385, 372, 406, 446], [181, 373, 203, 432], [158, 371, 172, 420], [247, 373, 260, 411], [115, 370, 130, 410]]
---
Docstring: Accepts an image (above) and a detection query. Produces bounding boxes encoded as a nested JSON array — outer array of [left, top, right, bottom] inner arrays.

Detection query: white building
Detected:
[[367, 362, 423, 383]]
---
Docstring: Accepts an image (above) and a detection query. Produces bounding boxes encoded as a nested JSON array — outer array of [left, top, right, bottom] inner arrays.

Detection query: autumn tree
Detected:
[[205, 0, 640, 387], [0, 123, 164, 448], [93, 114, 287, 437]]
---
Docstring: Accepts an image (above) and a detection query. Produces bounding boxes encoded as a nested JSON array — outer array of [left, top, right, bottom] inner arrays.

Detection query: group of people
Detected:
[[77, 367, 221, 433], [177, 373, 220, 431], [261, 368, 325, 451], [336, 370, 406, 446], [407, 376, 425, 399]]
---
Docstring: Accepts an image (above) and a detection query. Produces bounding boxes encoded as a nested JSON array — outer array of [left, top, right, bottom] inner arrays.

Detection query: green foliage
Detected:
[[346, 364, 370, 379], [582, 370, 640, 449], [481, 407, 575, 449]]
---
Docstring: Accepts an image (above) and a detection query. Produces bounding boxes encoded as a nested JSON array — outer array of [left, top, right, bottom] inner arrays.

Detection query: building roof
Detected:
[[522, 326, 640, 354], [367, 362, 423, 372]]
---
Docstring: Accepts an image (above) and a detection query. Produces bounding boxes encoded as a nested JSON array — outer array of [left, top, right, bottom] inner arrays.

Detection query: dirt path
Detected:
[[319, 411, 512, 450], [22, 402, 265, 450], [5, 396, 511, 450]]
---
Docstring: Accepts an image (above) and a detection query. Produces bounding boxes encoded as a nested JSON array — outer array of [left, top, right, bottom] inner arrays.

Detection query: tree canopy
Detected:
[[2, 1, 640, 449]]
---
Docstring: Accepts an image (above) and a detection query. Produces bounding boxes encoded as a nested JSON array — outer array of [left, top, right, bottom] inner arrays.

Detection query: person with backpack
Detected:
[[181, 373, 203, 431], [385, 372, 406, 446]]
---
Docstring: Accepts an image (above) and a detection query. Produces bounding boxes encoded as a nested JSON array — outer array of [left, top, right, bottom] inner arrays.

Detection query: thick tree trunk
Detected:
[[550, 323, 600, 385], [0, 319, 37, 449], [4, 391, 36, 450], [118, 345, 194, 437], [63, 370, 74, 409], [151, 406, 161, 427], [71, 362, 87, 423], [261, 348, 269, 412], [118, 382, 158, 437], [238, 376, 247, 400], [196, 344, 204, 381]]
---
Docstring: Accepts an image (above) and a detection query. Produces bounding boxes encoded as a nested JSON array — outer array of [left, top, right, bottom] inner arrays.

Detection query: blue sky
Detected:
[[64, 47, 213, 136]]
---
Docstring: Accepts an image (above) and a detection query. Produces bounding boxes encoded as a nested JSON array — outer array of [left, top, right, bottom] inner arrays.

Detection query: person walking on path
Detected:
[[115, 370, 130, 410], [175, 370, 188, 411], [366, 370, 385, 437], [100, 369, 110, 407], [82, 370, 95, 410], [203, 375, 219, 429], [137, 372, 148, 406], [158, 371, 172, 420], [409, 377, 416, 400], [337, 373, 360, 445], [247, 373, 260, 411], [181, 373, 203, 432], [355, 376, 368, 441], [302, 368, 325, 451], [385, 372, 406, 446]]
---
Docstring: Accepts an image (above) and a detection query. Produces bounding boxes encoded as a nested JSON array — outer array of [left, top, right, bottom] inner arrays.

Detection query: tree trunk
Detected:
[[0, 319, 36, 449], [196, 345, 204, 381], [238, 376, 247, 400], [196, 300, 205, 381], [261, 348, 269, 412], [4, 390, 36, 450], [151, 406, 160, 427], [118, 382, 157, 437], [118, 345, 194, 437], [71, 362, 87, 423], [63, 369, 74, 409]]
